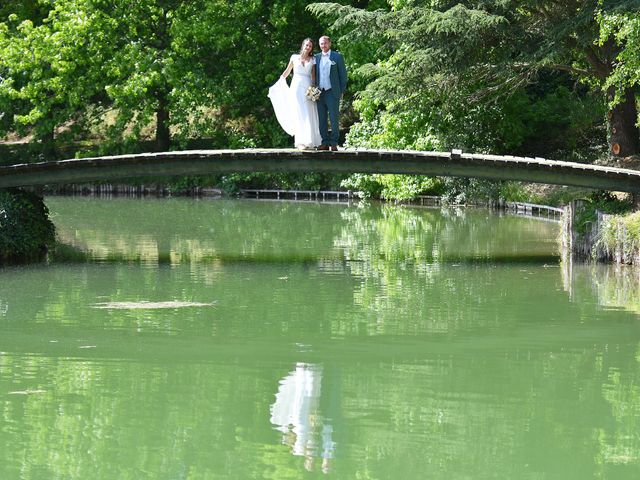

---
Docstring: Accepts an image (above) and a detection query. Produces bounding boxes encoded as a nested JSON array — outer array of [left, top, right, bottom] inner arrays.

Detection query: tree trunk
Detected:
[[39, 127, 57, 160], [155, 94, 171, 152], [606, 86, 639, 157]]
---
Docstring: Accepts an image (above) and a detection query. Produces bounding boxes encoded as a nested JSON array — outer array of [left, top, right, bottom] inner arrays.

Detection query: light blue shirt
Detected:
[[319, 50, 332, 90]]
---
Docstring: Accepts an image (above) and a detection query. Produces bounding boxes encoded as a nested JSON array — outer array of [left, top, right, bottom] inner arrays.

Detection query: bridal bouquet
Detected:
[[305, 86, 321, 102]]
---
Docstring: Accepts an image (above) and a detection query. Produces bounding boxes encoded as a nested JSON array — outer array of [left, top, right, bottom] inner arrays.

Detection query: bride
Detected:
[[268, 38, 322, 149]]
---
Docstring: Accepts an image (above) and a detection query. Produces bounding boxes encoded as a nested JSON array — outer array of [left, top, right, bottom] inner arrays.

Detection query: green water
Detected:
[[1, 197, 639, 479]]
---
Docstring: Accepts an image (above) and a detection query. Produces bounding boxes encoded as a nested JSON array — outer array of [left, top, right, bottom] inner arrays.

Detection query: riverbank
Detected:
[[566, 203, 640, 265], [561, 196, 640, 265]]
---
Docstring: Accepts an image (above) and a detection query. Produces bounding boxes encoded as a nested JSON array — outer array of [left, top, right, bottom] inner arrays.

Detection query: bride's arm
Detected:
[[281, 60, 294, 79], [311, 64, 316, 84]]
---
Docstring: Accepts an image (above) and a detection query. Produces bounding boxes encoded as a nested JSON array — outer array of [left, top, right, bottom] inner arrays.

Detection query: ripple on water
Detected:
[[91, 300, 217, 310]]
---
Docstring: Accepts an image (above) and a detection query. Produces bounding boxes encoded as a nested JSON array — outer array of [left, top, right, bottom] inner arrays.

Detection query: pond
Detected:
[[1, 197, 639, 479]]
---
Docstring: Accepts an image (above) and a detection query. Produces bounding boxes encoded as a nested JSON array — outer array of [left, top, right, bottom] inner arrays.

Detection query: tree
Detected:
[[598, 6, 640, 155], [0, 1, 110, 155], [309, 0, 640, 157], [0, 0, 332, 153]]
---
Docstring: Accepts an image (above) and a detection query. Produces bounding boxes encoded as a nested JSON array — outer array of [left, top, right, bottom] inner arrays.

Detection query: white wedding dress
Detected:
[[268, 54, 322, 149]]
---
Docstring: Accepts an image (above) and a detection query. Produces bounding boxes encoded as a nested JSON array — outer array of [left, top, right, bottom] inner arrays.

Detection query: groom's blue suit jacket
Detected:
[[314, 51, 348, 96]]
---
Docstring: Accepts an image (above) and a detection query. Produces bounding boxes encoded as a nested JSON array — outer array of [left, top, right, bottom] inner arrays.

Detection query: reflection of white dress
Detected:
[[268, 54, 322, 149], [270, 363, 322, 456]]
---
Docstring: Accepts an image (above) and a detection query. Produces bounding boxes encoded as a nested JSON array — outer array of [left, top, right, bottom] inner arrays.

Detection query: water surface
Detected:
[[1, 197, 639, 479]]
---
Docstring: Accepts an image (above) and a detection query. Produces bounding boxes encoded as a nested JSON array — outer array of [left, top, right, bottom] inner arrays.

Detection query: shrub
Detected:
[[0, 188, 56, 263]]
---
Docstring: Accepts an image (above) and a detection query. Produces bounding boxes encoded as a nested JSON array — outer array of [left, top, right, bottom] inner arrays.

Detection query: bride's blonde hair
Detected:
[[299, 38, 314, 59]]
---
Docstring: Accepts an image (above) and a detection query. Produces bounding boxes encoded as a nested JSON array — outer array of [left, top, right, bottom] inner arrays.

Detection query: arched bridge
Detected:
[[1, 149, 639, 193]]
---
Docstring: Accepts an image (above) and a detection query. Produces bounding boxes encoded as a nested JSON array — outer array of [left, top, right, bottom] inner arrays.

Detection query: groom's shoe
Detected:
[[330, 145, 338, 151], [318, 145, 330, 151]]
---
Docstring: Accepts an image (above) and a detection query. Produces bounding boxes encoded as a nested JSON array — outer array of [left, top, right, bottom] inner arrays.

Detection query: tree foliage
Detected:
[[598, 6, 640, 102], [0, 188, 56, 263], [309, 0, 639, 157], [0, 1, 111, 147], [0, 0, 332, 152]]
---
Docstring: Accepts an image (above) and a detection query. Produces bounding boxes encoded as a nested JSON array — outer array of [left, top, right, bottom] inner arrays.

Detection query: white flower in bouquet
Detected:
[[305, 86, 321, 102]]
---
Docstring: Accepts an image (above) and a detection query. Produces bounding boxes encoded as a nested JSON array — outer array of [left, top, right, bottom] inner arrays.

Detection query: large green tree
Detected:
[[0, 0, 329, 153], [0, 0, 240, 152], [0, 0, 106, 152], [310, 0, 640, 157]]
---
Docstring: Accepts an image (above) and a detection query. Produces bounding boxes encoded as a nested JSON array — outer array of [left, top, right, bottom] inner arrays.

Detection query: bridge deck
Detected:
[[0, 149, 638, 193]]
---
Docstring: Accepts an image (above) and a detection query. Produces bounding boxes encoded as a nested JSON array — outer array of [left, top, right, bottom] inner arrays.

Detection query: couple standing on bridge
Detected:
[[268, 36, 348, 151]]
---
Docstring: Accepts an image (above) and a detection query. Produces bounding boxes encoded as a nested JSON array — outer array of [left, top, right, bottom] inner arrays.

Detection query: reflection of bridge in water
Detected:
[[1, 149, 639, 193]]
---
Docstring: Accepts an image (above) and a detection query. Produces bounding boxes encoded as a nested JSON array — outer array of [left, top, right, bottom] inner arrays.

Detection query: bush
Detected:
[[0, 188, 56, 263], [341, 174, 444, 201], [574, 191, 633, 235]]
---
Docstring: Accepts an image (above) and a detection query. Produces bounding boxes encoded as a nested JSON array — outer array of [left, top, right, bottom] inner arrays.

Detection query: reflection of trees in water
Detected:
[[327, 205, 565, 336], [47, 198, 565, 339], [50, 198, 558, 268], [600, 366, 640, 465], [2, 344, 639, 478], [50, 197, 348, 264], [0, 355, 295, 479], [335, 204, 558, 266], [558, 260, 640, 467], [337, 351, 640, 478], [563, 259, 640, 314]]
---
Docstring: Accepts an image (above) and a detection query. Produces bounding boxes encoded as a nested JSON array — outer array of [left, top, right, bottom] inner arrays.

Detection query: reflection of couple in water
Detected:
[[269, 363, 338, 473]]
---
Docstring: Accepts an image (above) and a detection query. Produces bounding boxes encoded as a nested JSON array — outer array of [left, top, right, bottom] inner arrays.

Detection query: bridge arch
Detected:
[[0, 149, 639, 193]]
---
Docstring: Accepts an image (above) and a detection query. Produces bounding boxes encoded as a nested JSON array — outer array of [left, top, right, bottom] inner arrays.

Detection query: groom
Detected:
[[315, 36, 347, 151]]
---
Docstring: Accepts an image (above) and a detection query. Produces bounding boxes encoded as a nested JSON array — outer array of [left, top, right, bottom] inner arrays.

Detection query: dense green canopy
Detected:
[[0, 0, 328, 152], [310, 0, 640, 157]]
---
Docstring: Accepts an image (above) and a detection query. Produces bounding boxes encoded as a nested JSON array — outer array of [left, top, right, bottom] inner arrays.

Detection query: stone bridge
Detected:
[[0, 149, 639, 193]]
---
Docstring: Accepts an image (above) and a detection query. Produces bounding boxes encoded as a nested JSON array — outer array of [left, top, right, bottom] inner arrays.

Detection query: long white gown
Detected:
[[268, 54, 322, 149]]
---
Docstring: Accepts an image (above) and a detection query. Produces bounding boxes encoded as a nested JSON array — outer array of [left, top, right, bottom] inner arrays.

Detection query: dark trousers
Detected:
[[317, 89, 340, 146]]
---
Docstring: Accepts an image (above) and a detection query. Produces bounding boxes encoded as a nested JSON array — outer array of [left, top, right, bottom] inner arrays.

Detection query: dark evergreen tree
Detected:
[[310, 0, 640, 157]]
